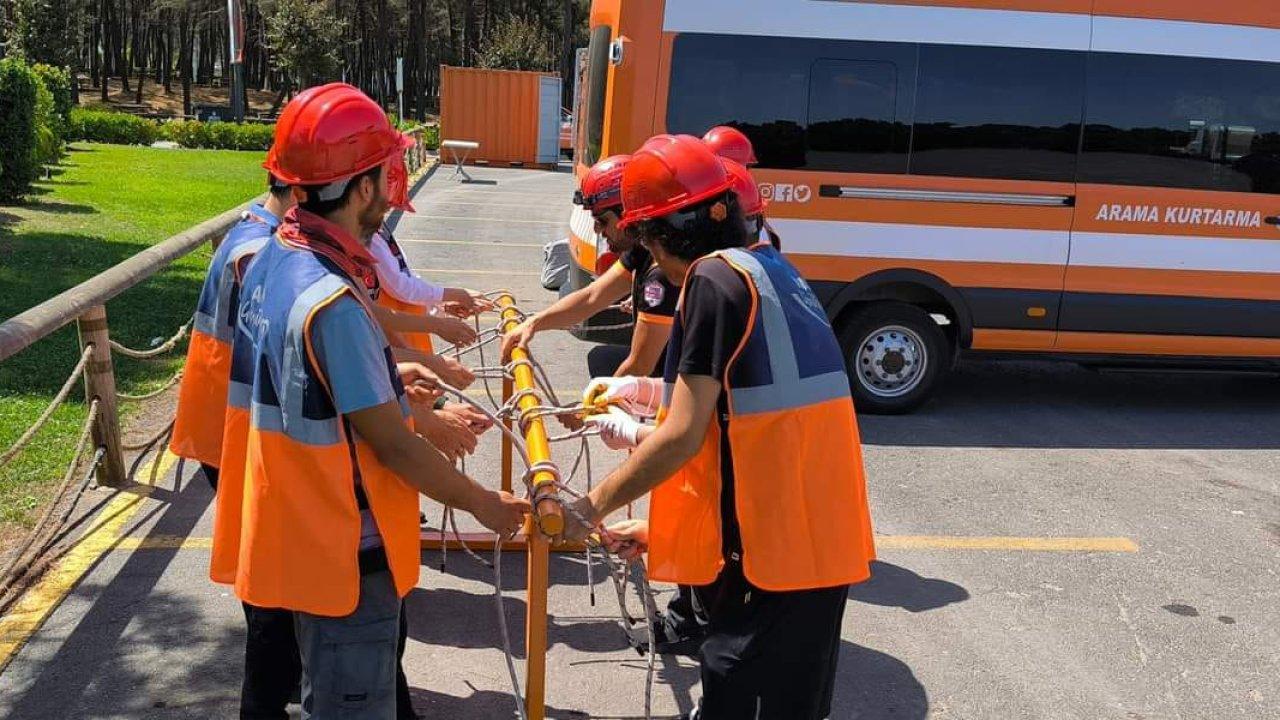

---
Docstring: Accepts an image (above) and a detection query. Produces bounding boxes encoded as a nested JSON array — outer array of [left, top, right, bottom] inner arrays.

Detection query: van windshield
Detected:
[[580, 25, 612, 166]]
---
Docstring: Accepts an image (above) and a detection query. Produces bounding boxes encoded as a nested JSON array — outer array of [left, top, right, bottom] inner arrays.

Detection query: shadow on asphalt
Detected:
[[410, 684, 589, 719], [850, 561, 970, 613], [832, 640, 929, 720], [859, 360, 1280, 450], [407, 552, 645, 657], [2, 460, 234, 719]]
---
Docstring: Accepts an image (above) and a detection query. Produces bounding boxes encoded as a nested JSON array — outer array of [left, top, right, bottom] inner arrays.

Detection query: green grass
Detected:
[[0, 143, 265, 530]]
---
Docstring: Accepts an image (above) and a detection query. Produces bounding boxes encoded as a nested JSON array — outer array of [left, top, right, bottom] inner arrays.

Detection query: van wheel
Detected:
[[837, 302, 950, 415]]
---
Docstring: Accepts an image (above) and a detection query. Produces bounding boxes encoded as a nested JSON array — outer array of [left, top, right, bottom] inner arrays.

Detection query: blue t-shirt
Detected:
[[309, 293, 399, 550]]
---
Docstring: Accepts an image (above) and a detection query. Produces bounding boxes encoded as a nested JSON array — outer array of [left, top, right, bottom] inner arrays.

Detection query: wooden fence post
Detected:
[[76, 305, 126, 487]]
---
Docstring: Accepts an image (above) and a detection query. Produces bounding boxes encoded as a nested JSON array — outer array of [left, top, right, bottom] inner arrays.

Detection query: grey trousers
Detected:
[[294, 570, 400, 719]]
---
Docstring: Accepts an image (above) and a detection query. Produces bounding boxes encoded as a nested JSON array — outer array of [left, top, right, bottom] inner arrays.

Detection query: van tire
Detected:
[[837, 301, 950, 415]]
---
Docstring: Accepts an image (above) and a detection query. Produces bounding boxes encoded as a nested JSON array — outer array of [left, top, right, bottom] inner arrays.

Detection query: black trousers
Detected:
[[692, 562, 848, 720], [239, 604, 302, 720], [664, 584, 708, 641], [200, 463, 220, 491]]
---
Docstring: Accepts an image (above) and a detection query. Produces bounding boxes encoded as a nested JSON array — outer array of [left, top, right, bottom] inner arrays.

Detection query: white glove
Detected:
[[585, 410, 645, 450], [582, 375, 663, 418]]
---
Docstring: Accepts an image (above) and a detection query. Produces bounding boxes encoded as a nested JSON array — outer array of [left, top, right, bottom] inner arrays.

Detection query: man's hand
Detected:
[[440, 288, 493, 318], [423, 353, 475, 390], [618, 297, 634, 315], [603, 519, 648, 560], [433, 317, 479, 347], [560, 496, 599, 544], [417, 407, 478, 462], [441, 401, 493, 434], [397, 362, 442, 403], [500, 317, 537, 361], [585, 411, 645, 450], [582, 376, 663, 418], [471, 490, 530, 538]]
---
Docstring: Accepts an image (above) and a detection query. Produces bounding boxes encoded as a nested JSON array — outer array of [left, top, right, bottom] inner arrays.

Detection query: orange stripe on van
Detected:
[[1074, 184, 1279, 240], [1055, 332, 1280, 357], [789, 254, 1065, 290], [975, 329, 1280, 357], [971, 329, 1059, 350], [1066, 266, 1280, 302], [753, 171, 1077, 230], [569, 228, 597, 272]]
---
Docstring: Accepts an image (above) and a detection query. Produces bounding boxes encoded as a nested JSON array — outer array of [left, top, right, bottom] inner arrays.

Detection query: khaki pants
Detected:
[[294, 570, 400, 719]]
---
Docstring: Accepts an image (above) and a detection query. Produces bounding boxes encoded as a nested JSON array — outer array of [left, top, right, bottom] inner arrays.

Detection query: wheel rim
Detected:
[[854, 324, 928, 399]]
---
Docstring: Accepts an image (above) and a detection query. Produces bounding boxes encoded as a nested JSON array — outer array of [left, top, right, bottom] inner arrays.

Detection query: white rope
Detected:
[[109, 319, 191, 359], [0, 345, 93, 470]]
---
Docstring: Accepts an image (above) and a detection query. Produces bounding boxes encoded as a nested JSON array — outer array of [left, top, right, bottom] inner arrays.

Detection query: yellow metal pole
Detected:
[[525, 532, 550, 720], [495, 293, 560, 720], [496, 294, 563, 536], [501, 376, 513, 494]]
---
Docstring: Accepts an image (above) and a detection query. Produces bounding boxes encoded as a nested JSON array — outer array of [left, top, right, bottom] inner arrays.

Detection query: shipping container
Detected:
[[439, 66, 563, 167]]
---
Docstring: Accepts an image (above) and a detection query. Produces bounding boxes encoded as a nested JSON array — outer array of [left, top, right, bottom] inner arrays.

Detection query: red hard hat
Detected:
[[387, 155, 415, 213], [619, 134, 735, 230], [264, 82, 413, 187], [703, 126, 758, 166], [574, 154, 630, 213], [723, 158, 765, 217]]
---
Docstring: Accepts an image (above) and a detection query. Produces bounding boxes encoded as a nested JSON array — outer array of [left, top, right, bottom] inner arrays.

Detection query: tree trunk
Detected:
[[163, 18, 173, 93], [100, 0, 111, 100], [134, 17, 146, 105], [560, 0, 573, 106], [115, 0, 129, 94], [180, 6, 193, 116]]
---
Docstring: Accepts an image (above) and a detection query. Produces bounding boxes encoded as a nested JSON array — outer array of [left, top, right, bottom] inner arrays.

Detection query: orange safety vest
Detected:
[[169, 206, 276, 467], [374, 226, 435, 355], [647, 244, 876, 591], [211, 229, 420, 617]]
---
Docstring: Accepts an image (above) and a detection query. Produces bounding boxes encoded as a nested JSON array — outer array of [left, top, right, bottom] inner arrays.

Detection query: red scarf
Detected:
[[277, 207, 380, 294]]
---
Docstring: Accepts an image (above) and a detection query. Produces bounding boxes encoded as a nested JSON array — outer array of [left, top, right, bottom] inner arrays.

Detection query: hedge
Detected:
[[68, 108, 275, 151], [65, 109, 438, 154], [0, 58, 41, 202], [68, 107, 159, 145], [31, 64, 72, 139]]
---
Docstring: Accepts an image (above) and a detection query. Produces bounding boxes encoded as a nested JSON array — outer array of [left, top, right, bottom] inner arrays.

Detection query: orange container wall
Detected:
[[440, 66, 558, 166]]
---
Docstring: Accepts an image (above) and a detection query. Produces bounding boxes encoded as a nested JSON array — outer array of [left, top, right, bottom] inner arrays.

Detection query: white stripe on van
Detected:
[[1091, 16, 1280, 64], [664, 1, 1091, 52], [772, 219, 1071, 266], [1069, 232, 1280, 274], [772, 218, 1280, 275], [664, 1, 1280, 63]]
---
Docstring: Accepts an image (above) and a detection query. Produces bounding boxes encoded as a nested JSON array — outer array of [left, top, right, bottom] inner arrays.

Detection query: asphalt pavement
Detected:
[[0, 163, 1277, 719]]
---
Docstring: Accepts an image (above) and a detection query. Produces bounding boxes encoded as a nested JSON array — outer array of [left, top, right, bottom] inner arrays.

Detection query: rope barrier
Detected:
[[117, 370, 183, 402], [122, 418, 175, 452], [0, 345, 94, 471], [109, 320, 191, 360], [0, 399, 101, 599]]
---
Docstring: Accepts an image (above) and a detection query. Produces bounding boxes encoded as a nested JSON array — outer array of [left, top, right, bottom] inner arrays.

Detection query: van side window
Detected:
[[911, 45, 1085, 182], [1081, 53, 1280, 194], [807, 59, 911, 173], [667, 34, 810, 168], [583, 26, 613, 166]]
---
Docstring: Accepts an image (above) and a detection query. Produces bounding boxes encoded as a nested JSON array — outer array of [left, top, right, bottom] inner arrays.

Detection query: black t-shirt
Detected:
[[619, 247, 678, 325], [673, 257, 753, 557]]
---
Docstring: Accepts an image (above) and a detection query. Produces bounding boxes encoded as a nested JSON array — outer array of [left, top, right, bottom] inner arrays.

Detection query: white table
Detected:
[[440, 139, 479, 182]]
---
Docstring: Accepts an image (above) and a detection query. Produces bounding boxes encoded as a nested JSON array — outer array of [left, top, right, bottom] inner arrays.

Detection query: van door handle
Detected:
[[1265, 215, 1280, 225]]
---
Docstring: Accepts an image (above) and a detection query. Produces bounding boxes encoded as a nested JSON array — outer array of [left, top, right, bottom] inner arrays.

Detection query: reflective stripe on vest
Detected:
[[170, 211, 273, 468], [647, 244, 876, 591], [210, 236, 420, 617]]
